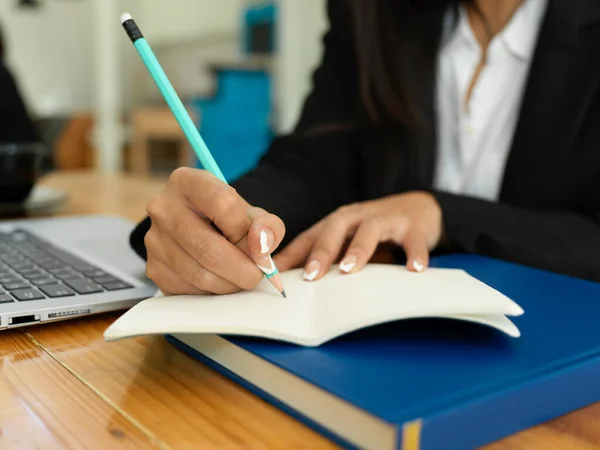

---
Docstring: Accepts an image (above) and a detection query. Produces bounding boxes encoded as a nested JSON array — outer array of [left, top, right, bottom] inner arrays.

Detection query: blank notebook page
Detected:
[[108, 272, 317, 340], [104, 265, 523, 342], [314, 265, 523, 337]]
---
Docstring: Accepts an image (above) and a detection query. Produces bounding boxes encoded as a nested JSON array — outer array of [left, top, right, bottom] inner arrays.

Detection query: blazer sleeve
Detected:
[[130, 0, 363, 258], [433, 179, 600, 281]]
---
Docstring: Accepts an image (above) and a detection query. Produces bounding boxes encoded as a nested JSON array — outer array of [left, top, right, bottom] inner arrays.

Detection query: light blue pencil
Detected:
[[120, 13, 285, 298]]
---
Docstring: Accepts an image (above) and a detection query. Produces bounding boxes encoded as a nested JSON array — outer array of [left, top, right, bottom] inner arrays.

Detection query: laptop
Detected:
[[0, 214, 156, 329]]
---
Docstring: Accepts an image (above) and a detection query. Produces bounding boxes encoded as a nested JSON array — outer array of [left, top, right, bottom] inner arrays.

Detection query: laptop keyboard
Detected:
[[0, 230, 133, 304]]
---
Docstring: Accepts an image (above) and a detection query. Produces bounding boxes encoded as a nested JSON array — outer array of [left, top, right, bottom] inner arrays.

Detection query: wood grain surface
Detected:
[[0, 331, 153, 449], [24, 314, 336, 450]]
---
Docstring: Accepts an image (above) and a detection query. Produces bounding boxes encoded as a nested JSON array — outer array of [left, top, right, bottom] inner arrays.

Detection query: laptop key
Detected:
[[1, 255, 21, 262], [16, 267, 39, 274], [82, 269, 107, 277], [2, 250, 18, 256], [39, 261, 66, 270], [56, 273, 85, 281], [4, 281, 30, 290], [23, 273, 49, 280], [70, 263, 96, 272], [0, 294, 14, 303], [32, 278, 59, 286], [19, 249, 44, 256], [0, 249, 21, 254], [12, 288, 45, 301], [28, 256, 53, 264], [92, 275, 121, 284], [40, 284, 76, 298], [47, 267, 74, 275], [0, 276, 20, 284], [3, 260, 27, 268], [10, 262, 35, 270], [18, 269, 46, 277], [64, 279, 103, 294], [103, 281, 133, 291]]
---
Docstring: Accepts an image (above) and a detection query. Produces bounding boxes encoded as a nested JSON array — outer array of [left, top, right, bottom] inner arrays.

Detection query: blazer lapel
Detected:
[[500, 0, 600, 205]]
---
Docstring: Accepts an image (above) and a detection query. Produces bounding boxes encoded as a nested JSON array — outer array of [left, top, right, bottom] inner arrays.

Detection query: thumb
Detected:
[[245, 206, 286, 260]]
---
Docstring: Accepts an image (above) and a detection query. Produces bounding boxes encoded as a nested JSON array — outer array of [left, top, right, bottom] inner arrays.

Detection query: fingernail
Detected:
[[303, 260, 321, 281], [257, 255, 276, 276], [412, 259, 425, 273], [339, 255, 357, 273], [259, 229, 274, 254]]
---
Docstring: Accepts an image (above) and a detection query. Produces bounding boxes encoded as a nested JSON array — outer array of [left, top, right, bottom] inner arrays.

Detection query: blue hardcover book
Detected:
[[165, 255, 600, 450]]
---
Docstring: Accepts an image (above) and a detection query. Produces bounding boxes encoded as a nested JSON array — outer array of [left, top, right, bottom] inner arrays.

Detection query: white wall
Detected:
[[0, 0, 329, 171], [0, 0, 245, 118], [0, 0, 94, 117], [274, 0, 327, 133], [134, 0, 243, 45]]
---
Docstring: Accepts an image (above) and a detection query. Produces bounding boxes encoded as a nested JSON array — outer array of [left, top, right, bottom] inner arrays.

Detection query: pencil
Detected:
[[120, 13, 286, 298]]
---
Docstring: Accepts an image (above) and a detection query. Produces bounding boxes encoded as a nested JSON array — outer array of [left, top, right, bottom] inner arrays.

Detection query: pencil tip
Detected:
[[281, 289, 287, 299]]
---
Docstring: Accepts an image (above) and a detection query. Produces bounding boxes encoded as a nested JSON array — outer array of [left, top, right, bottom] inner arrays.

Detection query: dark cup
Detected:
[[0, 142, 47, 204]]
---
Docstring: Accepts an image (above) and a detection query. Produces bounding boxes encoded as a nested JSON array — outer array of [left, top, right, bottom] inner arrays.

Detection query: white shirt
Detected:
[[433, 0, 548, 201]]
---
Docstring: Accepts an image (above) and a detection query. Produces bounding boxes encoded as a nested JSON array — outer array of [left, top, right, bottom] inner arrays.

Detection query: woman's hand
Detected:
[[144, 168, 285, 296], [274, 192, 443, 280]]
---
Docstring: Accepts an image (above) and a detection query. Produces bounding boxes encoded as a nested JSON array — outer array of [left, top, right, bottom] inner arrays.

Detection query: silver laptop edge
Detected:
[[0, 215, 156, 329]]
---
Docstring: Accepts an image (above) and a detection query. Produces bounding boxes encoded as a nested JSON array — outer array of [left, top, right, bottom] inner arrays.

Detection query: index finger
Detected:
[[169, 168, 251, 245]]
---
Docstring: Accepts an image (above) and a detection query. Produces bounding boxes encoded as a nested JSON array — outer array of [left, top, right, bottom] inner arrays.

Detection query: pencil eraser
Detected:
[[120, 13, 133, 24]]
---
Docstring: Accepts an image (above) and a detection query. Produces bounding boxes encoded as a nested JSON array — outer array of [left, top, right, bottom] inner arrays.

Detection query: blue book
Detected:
[[105, 255, 600, 449], [167, 256, 600, 450]]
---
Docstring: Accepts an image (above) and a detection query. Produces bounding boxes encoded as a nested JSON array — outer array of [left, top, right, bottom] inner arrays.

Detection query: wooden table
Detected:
[[1, 171, 599, 449]]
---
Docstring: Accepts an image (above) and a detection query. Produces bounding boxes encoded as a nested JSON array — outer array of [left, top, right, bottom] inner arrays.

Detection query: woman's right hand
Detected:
[[144, 167, 286, 296]]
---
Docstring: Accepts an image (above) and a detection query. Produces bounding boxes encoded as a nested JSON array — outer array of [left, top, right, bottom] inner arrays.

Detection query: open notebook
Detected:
[[104, 264, 524, 346]]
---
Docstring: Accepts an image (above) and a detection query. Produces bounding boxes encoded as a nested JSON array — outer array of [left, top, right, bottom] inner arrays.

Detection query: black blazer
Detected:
[[0, 61, 38, 143], [132, 0, 600, 282]]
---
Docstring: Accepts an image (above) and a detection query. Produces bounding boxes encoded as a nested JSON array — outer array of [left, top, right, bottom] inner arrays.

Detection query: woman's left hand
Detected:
[[274, 192, 444, 280]]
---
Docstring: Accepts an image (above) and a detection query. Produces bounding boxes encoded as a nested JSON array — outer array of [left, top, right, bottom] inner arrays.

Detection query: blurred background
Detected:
[[0, 0, 327, 182]]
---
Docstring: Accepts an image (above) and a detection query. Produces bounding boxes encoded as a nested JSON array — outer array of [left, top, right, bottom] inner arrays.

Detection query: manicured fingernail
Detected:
[[257, 255, 276, 276], [412, 259, 425, 273], [303, 260, 320, 281], [259, 229, 274, 254], [339, 255, 357, 273]]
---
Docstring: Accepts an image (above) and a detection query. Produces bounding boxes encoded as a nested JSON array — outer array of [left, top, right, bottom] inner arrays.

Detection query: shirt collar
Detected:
[[442, 0, 550, 61], [498, 0, 549, 61]]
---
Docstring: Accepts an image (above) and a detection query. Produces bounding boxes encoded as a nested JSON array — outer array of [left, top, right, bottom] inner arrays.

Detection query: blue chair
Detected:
[[189, 2, 277, 182], [190, 67, 273, 182]]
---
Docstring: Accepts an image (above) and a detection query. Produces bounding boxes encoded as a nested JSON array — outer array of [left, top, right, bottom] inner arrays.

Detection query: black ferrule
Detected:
[[122, 19, 143, 43]]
